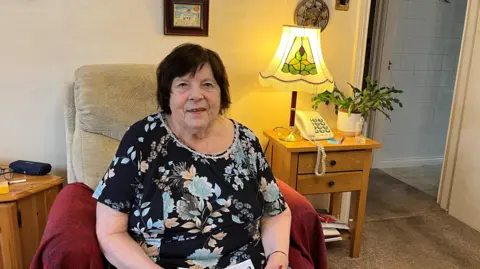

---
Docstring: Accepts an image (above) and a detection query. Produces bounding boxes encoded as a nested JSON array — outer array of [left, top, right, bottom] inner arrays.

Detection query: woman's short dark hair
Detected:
[[156, 43, 231, 114]]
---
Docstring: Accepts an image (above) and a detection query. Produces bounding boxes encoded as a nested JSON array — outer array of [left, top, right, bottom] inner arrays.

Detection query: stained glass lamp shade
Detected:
[[259, 25, 334, 139]]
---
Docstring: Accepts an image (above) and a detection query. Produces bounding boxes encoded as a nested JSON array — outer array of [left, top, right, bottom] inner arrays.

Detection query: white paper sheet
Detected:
[[179, 259, 255, 269]]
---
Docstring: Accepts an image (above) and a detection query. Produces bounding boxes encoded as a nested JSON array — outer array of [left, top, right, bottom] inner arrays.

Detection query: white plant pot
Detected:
[[337, 110, 362, 137]]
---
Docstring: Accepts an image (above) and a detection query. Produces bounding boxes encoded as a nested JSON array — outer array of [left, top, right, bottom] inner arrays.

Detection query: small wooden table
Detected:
[[263, 129, 381, 258], [0, 170, 64, 269]]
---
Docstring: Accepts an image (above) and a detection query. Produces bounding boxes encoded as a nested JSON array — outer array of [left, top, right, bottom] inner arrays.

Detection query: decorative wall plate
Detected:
[[294, 0, 330, 31]]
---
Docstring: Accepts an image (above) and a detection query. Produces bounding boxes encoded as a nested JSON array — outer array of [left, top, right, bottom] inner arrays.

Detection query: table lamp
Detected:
[[259, 25, 334, 141]]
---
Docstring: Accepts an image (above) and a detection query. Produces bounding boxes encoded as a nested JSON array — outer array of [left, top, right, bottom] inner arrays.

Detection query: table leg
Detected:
[[350, 150, 373, 258], [350, 189, 367, 258], [329, 193, 342, 218]]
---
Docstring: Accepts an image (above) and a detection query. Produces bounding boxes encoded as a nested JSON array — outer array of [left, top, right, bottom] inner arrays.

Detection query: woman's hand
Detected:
[[96, 203, 162, 269], [264, 252, 289, 269]]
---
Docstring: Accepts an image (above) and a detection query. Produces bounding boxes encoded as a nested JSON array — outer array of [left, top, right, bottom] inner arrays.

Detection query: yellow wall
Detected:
[[0, 0, 365, 175]]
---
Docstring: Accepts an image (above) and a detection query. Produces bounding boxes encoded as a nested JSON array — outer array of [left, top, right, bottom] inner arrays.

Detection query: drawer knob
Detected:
[[330, 160, 337, 166], [328, 181, 335, 187]]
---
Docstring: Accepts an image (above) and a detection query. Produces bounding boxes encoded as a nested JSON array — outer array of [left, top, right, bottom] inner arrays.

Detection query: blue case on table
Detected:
[[9, 160, 52, 176]]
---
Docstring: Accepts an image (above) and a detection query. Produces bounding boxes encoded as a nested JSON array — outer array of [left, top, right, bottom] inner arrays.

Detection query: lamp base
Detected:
[[278, 127, 303, 142]]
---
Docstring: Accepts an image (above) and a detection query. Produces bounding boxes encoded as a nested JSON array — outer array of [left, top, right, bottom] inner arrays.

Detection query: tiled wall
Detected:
[[379, 0, 467, 167]]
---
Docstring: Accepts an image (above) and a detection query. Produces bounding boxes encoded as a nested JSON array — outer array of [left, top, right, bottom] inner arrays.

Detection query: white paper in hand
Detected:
[[178, 259, 255, 269], [225, 259, 255, 269]]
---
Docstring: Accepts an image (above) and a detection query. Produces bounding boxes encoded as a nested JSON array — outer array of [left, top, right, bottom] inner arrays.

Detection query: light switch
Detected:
[[336, 0, 350, 11]]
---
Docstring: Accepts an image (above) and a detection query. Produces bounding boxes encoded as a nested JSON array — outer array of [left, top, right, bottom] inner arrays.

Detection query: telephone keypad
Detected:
[[310, 118, 331, 134]]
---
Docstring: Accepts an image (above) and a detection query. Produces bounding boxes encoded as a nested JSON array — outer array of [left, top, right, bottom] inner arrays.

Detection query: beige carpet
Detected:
[[382, 164, 442, 197], [327, 169, 480, 269]]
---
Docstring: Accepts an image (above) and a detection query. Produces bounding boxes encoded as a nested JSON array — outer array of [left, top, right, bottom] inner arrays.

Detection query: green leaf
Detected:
[[300, 70, 310, 76], [214, 184, 221, 197], [295, 51, 302, 61], [282, 64, 289, 73], [377, 108, 391, 121], [305, 63, 315, 71], [232, 215, 244, 224], [216, 199, 226, 206], [309, 68, 317, 75], [290, 69, 300, 75], [302, 52, 307, 60]]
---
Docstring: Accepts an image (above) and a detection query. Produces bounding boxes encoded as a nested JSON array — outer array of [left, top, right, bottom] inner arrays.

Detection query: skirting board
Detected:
[[375, 156, 444, 169]]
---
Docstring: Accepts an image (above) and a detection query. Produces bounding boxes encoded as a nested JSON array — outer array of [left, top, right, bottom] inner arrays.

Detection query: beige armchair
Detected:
[[65, 64, 158, 189]]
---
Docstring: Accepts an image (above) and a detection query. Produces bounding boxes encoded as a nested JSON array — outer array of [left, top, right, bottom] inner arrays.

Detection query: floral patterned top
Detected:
[[93, 112, 287, 269]]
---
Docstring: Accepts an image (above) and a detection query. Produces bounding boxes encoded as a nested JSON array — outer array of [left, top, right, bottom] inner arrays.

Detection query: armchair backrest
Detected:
[[65, 64, 158, 189]]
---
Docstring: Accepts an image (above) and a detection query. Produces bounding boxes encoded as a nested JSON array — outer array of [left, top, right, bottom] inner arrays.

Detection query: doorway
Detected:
[[366, 0, 468, 198]]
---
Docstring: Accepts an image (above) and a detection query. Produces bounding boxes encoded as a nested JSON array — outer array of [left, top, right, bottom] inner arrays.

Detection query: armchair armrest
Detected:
[[31, 183, 105, 269], [277, 179, 328, 269]]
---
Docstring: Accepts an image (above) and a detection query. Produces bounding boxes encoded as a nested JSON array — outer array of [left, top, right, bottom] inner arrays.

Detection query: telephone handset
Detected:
[[294, 110, 333, 177], [295, 110, 334, 140]]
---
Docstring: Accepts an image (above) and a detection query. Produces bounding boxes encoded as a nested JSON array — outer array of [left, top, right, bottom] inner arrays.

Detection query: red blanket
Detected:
[[31, 182, 327, 269], [277, 180, 328, 269]]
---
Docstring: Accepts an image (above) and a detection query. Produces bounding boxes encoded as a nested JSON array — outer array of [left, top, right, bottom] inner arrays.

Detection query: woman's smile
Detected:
[[186, 107, 207, 116]]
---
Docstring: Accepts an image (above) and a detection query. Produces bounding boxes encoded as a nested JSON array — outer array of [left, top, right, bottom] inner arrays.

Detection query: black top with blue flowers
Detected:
[[93, 112, 287, 269]]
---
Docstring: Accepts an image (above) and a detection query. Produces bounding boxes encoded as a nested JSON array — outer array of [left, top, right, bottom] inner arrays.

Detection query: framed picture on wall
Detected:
[[164, 0, 210, 36]]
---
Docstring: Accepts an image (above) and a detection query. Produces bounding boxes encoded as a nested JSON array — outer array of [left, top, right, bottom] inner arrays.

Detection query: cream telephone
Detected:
[[295, 110, 334, 140]]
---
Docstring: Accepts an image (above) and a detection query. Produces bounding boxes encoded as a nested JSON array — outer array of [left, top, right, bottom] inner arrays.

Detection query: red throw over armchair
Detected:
[[31, 181, 327, 269]]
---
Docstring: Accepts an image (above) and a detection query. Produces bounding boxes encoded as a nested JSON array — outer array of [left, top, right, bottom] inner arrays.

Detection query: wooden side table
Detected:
[[263, 129, 381, 258], [0, 170, 64, 269]]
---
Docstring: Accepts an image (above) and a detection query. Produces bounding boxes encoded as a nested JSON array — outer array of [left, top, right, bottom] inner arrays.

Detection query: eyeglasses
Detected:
[[0, 168, 14, 180]]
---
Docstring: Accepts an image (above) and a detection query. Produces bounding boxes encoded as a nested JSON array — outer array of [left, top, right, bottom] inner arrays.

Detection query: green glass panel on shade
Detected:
[[282, 42, 316, 76], [305, 63, 315, 71]]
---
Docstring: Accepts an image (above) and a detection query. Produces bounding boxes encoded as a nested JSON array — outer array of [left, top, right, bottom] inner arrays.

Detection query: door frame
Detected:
[[437, 0, 477, 210], [338, 0, 373, 223], [365, 0, 399, 168], [363, 0, 475, 210]]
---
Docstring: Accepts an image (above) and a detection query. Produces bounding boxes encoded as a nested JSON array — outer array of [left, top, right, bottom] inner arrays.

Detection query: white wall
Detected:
[[378, 0, 467, 167], [0, 0, 365, 177]]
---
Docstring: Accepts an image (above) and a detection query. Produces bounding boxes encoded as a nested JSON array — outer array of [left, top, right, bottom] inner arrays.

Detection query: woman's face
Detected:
[[169, 63, 222, 131]]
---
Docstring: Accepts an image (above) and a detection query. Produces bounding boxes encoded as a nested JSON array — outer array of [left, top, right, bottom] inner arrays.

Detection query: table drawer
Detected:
[[297, 172, 363, 195], [298, 151, 366, 174]]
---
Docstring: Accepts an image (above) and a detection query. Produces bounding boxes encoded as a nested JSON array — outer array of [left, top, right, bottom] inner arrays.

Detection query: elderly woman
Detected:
[[93, 43, 292, 269]]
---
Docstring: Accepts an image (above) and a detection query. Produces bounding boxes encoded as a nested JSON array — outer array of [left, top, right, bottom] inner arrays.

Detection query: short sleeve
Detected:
[[253, 137, 287, 218], [92, 126, 143, 214]]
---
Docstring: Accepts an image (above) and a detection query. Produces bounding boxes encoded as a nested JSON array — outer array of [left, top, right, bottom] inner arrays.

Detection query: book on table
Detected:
[[323, 228, 340, 237], [319, 212, 350, 243], [325, 237, 343, 243], [319, 213, 350, 230]]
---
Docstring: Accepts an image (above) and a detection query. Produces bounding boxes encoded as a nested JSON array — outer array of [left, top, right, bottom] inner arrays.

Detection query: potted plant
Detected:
[[311, 77, 404, 136]]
